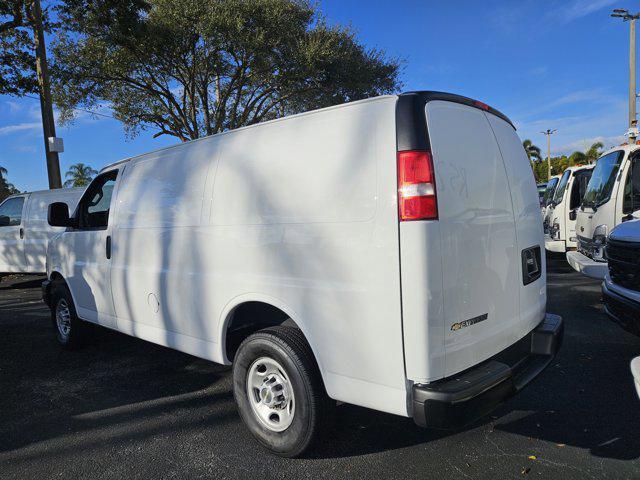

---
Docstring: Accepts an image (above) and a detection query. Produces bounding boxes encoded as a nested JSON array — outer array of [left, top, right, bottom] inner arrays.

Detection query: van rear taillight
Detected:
[[397, 150, 438, 221]]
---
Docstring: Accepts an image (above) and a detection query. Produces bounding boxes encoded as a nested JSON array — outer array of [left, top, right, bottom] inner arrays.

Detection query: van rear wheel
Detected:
[[50, 281, 89, 350], [232, 326, 329, 457]]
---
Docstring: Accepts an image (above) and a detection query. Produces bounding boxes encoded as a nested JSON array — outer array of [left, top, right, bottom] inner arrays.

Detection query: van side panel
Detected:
[[208, 97, 407, 415], [425, 101, 521, 378], [22, 189, 83, 273], [486, 114, 546, 334], [109, 97, 408, 416], [110, 141, 219, 345]]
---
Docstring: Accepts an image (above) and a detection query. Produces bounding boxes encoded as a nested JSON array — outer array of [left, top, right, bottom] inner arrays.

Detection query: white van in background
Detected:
[[42, 92, 562, 457], [567, 145, 640, 279], [0, 188, 84, 275], [544, 165, 594, 253]]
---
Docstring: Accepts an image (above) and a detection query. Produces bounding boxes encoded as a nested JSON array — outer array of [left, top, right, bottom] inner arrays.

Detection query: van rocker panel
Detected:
[[412, 313, 563, 429]]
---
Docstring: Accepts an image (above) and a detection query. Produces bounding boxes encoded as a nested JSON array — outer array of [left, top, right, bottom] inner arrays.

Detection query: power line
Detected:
[[18, 93, 116, 120]]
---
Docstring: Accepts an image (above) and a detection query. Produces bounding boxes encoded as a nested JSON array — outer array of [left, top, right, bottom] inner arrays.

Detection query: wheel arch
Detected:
[[218, 294, 326, 377]]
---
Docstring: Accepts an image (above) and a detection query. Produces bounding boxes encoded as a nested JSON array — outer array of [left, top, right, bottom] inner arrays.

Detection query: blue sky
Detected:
[[0, 0, 637, 191]]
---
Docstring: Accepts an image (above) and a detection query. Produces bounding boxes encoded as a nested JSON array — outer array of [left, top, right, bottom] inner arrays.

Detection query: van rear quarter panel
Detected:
[[208, 96, 406, 415], [111, 96, 408, 416]]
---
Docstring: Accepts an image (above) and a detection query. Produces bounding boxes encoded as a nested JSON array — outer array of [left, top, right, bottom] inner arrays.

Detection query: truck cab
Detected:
[[544, 165, 593, 253], [567, 145, 640, 279], [541, 175, 560, 222]]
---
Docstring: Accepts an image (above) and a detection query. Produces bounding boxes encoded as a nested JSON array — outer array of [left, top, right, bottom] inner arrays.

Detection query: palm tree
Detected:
[[585, 141, 604, 164], [0, 166, 7, 180], [64, 163, 98, 188], [523, 139, 542, 162]]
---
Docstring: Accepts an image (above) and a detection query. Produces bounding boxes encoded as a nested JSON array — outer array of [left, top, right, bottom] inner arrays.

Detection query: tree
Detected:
[[52, 0, 402, 141], [585, 141, 604, 164], [523, 139, 542, 162], [0, 0, 54, 96], [0, 166, 20, 202], [64, 163, 98, 187]]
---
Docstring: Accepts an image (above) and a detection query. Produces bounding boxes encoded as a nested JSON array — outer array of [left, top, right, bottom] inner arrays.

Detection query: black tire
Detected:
[[50, 280, 89, 350], [233, 326, 330, 457]]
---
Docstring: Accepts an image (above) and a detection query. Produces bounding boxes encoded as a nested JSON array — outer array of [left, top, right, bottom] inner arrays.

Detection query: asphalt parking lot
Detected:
[[1, 254, 639, 480]]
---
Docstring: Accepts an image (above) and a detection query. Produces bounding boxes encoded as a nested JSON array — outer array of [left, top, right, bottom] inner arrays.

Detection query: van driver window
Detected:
[[0, 197, 25, 227], [77, 170, 118, 229]]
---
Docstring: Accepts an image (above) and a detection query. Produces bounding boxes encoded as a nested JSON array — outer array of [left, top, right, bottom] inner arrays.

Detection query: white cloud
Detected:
[[555, 0, 617, 23], [553, 134, 625, 155], [0, 122, 40, 136]]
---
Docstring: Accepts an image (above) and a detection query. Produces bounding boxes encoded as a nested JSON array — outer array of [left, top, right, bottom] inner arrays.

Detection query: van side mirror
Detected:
[[0, 215, 10, 227], [48, 202, 71, 227], [569, 210, 577, 221]]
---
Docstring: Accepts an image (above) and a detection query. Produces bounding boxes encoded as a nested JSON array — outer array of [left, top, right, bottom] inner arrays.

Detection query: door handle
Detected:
[[19, 227, 24, 239], [106, 235, 111, 259]]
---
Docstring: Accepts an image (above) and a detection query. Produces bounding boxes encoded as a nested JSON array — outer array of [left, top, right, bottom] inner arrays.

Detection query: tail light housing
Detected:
[[397, 150, 438, 221]]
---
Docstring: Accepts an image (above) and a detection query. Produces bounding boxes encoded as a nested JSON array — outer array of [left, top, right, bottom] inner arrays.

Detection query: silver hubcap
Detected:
[[56, 299, 71, 339], [247, 357, 295, 432]]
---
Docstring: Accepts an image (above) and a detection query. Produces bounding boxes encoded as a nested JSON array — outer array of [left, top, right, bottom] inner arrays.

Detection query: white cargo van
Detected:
[[544, 165, 593, 253], [0, 188, 83, 275], [567, 145, 640, 279], [42, 92, 562, 456]]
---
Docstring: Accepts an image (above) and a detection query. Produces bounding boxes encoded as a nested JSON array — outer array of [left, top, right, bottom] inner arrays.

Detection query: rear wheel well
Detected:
[[225, 302, 297, 362], [49, 272, 65, 283]]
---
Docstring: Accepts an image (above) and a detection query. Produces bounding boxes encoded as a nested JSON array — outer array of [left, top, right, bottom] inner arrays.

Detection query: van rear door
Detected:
[[425, 100, 523, 377]]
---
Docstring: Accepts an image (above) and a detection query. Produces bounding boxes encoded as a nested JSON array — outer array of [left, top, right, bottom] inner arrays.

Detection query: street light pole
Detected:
[[631, 17, 637, 141], [612, 9, 640, 144], [541, 129, 557, 181], [31, 0, 62, 189]]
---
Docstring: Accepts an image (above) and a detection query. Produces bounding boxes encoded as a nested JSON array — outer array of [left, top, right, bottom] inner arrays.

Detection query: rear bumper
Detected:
[[544, 236, 566, 253], [566, 251, 607, 279], [602, 280, 640, 337], [412, 313, 563, 429], [41, 279, 52, 307]]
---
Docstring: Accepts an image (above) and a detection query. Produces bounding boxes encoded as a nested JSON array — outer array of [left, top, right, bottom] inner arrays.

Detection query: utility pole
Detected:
[[612, 9, 640, 144], [31, 0, 62, 189], [541, 129, 557, 181]]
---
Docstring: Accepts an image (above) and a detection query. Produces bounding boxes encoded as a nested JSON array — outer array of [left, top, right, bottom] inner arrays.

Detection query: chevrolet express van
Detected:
[[567, 145, 640, 279], [42, 92, 562, 456], [544, 165, 593, 253], [0, 188, 83, 275]]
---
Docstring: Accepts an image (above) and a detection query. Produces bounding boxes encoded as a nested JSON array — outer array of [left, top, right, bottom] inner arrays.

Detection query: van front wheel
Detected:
[[233, 326, 329, 457], [50, 281, 89, 350]]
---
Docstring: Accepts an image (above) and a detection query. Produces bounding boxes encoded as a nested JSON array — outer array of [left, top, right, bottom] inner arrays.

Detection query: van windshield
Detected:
[[582, 150, 624, 209], [543, 177, 559, 206], [552, 170, 571, 205]]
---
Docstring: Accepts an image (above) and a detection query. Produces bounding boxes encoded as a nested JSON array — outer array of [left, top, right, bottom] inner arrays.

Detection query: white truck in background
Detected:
[[567, 145, 640, 279], [541, 175, 560, 221], [544, 165, 594, 253], [0, 188, 84, 275], [42, 91, 562, 456]]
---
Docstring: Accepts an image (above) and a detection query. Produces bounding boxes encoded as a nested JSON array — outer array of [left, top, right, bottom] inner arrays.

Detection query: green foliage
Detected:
[[522, 139, 542, 162], [64, 163, 98, 187], [0, 166, 20, 202], [0, 0, 38, 95], [52, 0, 402, 141], [528, 141, 606, 183]]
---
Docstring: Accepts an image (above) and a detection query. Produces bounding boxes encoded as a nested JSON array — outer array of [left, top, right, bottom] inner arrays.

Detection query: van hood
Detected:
[[610, 219, 640, 242]]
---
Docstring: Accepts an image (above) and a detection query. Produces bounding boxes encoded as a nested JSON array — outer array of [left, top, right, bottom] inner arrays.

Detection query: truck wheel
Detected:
[[50, 281, 88, 350], [233, 326, 329, 457]]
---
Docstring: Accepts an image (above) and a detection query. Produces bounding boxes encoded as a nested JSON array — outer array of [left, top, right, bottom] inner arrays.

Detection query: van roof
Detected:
[[4, 187, 85, 199], [100, 90, 514, 172]]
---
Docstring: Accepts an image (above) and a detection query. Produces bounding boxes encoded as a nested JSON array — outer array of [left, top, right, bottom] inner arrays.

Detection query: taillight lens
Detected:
[[397, 150, 438, 221]]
